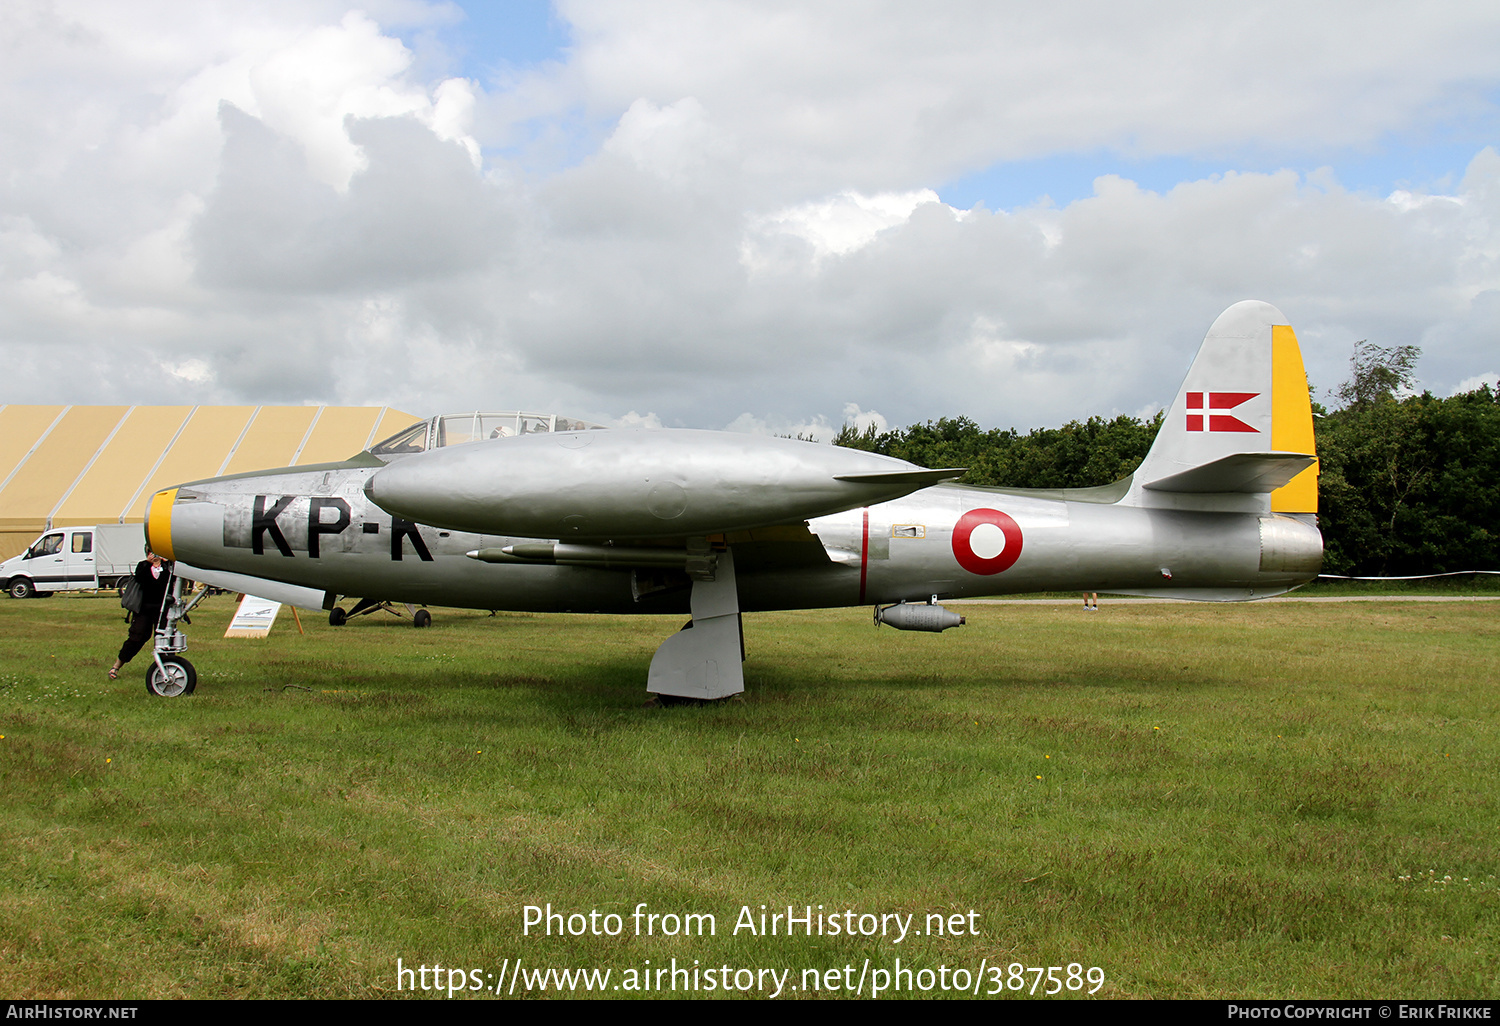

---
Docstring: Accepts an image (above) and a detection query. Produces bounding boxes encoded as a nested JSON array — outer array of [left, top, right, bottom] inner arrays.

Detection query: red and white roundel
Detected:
[[952, 508, 1023, 575]]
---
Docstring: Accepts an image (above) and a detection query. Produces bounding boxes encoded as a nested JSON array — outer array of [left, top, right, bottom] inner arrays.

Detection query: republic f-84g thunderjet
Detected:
[[139, 301, 1321, 700]]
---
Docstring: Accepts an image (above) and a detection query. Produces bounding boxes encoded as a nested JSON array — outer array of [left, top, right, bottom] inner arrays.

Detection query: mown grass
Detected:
[[1, 593, 1497, 1000], [1298, 574, 1500, 597], [988, 573, 1500, 601]]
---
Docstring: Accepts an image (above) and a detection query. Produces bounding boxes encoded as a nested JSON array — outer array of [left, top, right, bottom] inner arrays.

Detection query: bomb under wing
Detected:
[[143, 301, 1324, 703]]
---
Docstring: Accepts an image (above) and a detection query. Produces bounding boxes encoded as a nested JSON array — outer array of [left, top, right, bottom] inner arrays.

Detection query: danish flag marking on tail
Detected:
[[1186, 391, 1260, 433]]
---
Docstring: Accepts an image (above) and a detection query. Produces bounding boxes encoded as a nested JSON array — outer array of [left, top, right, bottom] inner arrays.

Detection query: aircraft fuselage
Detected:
[[148, 456, 1321, 615]]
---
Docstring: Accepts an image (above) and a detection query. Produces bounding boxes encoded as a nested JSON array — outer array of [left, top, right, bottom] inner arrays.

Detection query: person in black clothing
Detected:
[[109, 551, 172, 679]]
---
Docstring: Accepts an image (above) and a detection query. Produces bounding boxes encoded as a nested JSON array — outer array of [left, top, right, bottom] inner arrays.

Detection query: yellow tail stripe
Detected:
[[145, 488, 177, 560], [1270, 324, 1318, 514]]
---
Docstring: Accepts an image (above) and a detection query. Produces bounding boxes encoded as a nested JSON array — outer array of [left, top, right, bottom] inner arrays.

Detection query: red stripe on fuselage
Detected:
[[859, 508, 869, 605]]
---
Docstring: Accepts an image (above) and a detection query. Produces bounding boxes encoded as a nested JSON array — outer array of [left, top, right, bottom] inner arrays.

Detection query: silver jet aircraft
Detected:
[[140, 301, 1321, 699]]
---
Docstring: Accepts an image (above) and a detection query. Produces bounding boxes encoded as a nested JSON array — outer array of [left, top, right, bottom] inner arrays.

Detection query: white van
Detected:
[[1, 523, 146, 599]]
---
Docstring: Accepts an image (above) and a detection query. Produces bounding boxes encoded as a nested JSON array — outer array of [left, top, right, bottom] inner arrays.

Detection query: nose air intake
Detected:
[[144, 488, 178, 559]]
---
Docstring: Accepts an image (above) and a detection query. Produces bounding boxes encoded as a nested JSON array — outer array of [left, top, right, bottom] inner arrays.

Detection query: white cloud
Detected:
[[745, 189, 948, 266], [3, 1, 1500, 440], [614, 410, 664, 429], [555, 0, 1500, 196], [840, 403, 887, 435], [720, 404, 883, 442], [242, 11, 427, 189], [1452, 374, 1498, 396], [427, 77, 482, 166], [720, 411, 830, 440], [161, 358, 214, 385], [1386, 190, 1463, 214], [602, 97, 729, 184]]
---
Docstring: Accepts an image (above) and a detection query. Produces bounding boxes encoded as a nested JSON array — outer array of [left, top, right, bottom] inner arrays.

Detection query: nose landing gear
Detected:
[[147, 573, 208, 698]]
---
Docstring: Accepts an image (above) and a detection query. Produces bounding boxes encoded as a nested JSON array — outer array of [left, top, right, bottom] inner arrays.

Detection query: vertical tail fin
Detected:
[[1127, 301, 1318, 512]]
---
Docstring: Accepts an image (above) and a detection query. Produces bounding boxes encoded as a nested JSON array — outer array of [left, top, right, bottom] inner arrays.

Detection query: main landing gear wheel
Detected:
[[9, 579, 33, 599], [146, 656, 196, 697], [326, 597, 427, 626]]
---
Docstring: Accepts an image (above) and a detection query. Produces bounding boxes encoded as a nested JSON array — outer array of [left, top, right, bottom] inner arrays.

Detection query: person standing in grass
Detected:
[[109, 550, 172, 679], [1083, 591, 1098, 611]]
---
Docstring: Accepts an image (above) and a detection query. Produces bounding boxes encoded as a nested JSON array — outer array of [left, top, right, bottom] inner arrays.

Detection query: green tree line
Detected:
[[834, 348, 1500, 575]]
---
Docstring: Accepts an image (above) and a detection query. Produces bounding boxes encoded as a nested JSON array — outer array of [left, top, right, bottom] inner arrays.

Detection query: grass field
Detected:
[[2, 591, 1497, 1000], [1284, 574, 1500, 598]]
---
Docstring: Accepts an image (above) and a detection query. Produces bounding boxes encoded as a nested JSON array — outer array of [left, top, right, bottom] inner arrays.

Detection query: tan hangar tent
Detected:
[[0, 405, 418, 559]]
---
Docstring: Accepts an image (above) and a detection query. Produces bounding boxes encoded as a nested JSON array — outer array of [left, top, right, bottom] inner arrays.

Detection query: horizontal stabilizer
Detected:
[[833, 468, 966, 486], [1144, 452, 1316, 494]]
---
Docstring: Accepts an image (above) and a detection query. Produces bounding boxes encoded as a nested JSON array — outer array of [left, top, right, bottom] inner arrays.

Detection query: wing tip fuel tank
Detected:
[[365, 429, 950, 539]]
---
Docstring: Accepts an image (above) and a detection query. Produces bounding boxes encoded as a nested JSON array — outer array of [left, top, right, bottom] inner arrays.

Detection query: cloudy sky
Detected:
[[3, 1, 1499, 437]]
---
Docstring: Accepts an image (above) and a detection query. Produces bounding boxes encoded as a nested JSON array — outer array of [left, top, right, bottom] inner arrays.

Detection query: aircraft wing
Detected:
[[722, 522, 839, 571]]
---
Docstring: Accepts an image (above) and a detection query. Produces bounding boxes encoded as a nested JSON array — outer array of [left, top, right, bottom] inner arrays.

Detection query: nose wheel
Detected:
[[146, 655, 197, 697]]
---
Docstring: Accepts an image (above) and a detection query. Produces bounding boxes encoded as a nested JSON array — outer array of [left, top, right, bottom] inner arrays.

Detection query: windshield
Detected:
[[367, 412, 607, 458], [367, 421, 429, 456]]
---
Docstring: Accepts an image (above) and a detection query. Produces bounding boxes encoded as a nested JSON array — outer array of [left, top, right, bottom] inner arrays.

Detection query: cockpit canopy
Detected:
[[367, 412, 607, 458]]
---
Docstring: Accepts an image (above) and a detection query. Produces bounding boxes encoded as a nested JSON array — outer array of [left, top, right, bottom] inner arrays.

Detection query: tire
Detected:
[[146, 656, 196, 697], [329, 606, 347, 626], [9, 579, 33, 599], [413, 608, 432, 628]]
